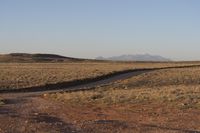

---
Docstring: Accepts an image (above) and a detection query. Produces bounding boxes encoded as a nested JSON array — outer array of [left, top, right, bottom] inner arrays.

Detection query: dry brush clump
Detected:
[[0, 62, 193, 90], [0, 97, 4, 105], [47, 67, 200, 109]]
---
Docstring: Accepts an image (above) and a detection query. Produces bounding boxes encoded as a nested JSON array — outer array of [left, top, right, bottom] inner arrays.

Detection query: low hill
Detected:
[[96, 54, 170, 61], [0, 53, 84, 63]]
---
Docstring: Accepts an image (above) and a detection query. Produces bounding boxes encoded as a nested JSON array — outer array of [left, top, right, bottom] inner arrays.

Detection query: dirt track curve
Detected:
[[1, 64, 200, 96]]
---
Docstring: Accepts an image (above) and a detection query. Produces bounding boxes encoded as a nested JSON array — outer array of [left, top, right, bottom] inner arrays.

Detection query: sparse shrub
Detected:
[[0, 97, 4, 105], [91, 93, 104, 100]]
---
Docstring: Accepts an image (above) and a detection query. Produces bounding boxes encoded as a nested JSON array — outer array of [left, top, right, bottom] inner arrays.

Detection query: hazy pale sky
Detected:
[[0, 0, 200, 60]]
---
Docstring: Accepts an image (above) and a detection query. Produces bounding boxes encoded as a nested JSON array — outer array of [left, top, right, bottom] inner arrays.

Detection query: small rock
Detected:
[[34, 113, 39, 115], [43, 93, 48, 97]]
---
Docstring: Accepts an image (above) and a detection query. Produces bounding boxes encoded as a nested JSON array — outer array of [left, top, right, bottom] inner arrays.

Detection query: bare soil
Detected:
[[1, 93, 200, 133], [0, 94, 79, 133]]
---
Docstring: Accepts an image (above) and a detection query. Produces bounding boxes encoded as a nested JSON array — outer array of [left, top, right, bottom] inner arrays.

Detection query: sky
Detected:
[[0, 0, 200, 60]]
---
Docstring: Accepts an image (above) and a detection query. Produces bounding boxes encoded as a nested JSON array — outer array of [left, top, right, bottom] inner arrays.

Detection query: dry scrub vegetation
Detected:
[[49, 85, 200, 109], [124, 67, 200, 87], [0, 62, 133, 89], [0, 62, 193, 90], [48, 67, 200, 109]]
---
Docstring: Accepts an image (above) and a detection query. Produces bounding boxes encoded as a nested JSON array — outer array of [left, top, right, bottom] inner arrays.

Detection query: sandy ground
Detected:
[[1, 93, 200, 133]]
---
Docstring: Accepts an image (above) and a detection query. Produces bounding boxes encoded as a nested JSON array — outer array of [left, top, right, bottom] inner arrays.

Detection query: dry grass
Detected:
[[124, 67, 200, 87], [47, 67, 200, 109], [0, 61, 193, 90], [0, 62, 133, 89], [48, 85, 200, 109]]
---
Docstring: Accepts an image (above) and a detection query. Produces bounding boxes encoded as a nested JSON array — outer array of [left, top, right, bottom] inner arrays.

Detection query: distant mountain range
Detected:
[[0, 53, 170, 63], [96, 54, 170, 61]]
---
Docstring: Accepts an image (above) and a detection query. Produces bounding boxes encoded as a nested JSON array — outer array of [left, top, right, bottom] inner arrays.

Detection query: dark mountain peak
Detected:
[[9, 53, 67, 59], [0, 53, 83, 63]]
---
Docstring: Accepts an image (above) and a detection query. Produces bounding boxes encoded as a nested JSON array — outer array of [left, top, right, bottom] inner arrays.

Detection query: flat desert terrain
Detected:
[[1, 61, 200, 133]]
